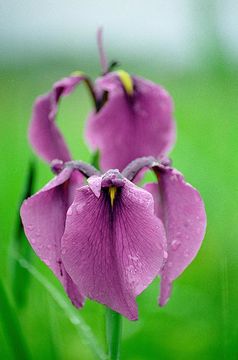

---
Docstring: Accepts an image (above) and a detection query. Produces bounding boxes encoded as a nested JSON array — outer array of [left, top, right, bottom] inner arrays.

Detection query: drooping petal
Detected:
[[86, 73, 176, 171], [144, 168, 206, 306], [61, 179, 166, 320], [143, 182, 164, 221], [29, 75, 84, 163], [20, 167, 84, 308]]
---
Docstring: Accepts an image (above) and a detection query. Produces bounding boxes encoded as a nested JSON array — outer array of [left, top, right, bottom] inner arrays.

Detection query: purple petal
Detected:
[[144, 168, 206, 306], [61, 179, 166, 320], [143, 182, 164, 220], [20, 167, 84, 308], [86, 74, 176, 171], [29, 75, 84, 163], [87, 175, 102, 198]]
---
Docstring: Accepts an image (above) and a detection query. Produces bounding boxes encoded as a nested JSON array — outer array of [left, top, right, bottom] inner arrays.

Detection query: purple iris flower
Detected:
[[20, 157, 206, 320], [28, 32, 175, 169], [86, 72, 176, 171], [23, 31, 205, 320], [86, 29, 176, 171]]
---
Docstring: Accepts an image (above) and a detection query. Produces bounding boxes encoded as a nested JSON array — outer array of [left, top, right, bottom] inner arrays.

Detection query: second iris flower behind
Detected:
[[29, 70, 175, 171]]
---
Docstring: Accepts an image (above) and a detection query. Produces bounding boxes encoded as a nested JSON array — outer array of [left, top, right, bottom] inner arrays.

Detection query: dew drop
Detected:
[[184, 249, 189, 258], [76, 204, 84, 214], [126, 265, 134, 273], [163, 251, 168, 259], [67, 207, 73, 216], [71, 317, 80, 325], [171, 240, 181, 251], [128, 255, 139, 262]]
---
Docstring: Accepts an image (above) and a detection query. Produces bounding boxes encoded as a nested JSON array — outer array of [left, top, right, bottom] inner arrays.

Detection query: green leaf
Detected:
[[90, 150, 100, 170], [9, 160, 36, 308], [17, 257, 108, 360], [0, 280, 31, 360]]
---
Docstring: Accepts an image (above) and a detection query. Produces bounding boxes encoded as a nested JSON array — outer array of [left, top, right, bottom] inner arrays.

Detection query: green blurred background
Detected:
[[0, 1, 238, 359]]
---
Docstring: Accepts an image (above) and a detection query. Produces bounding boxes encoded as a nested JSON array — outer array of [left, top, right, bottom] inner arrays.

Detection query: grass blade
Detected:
[[9, 160, 36, 308], [0, 280, 31, 360], [18, 257, 108, 360]]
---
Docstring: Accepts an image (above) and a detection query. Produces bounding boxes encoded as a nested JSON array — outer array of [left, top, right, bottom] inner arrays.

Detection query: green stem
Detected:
[[106, 308, 122, 360]]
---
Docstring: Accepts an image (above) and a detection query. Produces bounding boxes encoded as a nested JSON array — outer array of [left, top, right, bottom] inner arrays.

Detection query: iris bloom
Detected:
[[24, 32, 205, 319], [86, 71, 175, 171], [29, 48, 175, 171], [20, 157, 206, 320]]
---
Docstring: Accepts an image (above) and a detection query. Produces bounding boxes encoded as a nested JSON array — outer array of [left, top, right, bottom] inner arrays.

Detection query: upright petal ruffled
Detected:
[[144, 167, 206, 306], [29, 75, 84, 163], [20, 167, 84, 308], [86, 73, 176, 171], [61, 178, 166, 320]]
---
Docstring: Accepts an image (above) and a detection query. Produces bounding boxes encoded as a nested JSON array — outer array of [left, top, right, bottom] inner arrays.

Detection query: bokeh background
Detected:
[[1, 1, 238, 359]]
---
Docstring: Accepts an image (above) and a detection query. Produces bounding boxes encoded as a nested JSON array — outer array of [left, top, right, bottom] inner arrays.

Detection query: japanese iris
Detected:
[[20, 31, 206, 320], [20, 158, 206, 320], [28, 43, 175, 170]]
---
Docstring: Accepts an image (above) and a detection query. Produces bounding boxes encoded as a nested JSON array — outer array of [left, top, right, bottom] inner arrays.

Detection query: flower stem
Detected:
[[105, 308, 122, 360]]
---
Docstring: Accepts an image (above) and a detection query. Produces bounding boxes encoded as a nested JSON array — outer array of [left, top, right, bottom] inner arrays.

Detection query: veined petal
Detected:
[[86, 73, 176, 171], [61, 179, 166, 320], [144, 168, 206, 306], [143, 182, 164, 221], [20, 167, 84, 308], [29, 75, 84, 163]]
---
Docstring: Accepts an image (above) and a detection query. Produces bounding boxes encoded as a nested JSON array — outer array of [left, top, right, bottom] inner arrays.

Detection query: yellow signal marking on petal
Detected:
[[117, 70, 133, 95], [70, 70, 85, 77], [109, 186, 117, 207]]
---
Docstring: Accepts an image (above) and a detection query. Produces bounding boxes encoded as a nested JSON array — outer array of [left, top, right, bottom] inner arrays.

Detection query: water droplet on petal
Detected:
[[128, 255, 139, 261], [184, 249, 189, 257], [76, 204, 84, 214], [171, 240, 181, 251], [67, 207, 73, 216], [163, 251, 168, 259]]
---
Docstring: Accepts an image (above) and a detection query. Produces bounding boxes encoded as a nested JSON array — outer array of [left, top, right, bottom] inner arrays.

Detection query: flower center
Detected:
[[117, 70, 134, 95], [108, 186, 117, 207]]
